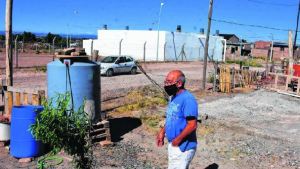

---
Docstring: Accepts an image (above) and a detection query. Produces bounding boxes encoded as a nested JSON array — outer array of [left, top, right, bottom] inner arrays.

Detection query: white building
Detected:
[[83, 29, 226, 62]]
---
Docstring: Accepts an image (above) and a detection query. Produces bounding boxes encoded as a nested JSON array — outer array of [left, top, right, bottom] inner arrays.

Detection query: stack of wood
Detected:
[[55, 48, 86, 56], [219, 66, 231, 93]]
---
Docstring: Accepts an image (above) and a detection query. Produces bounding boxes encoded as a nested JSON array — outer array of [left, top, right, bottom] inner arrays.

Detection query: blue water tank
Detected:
[[47, 57, 100, 121], [10, 105, 44, 158]]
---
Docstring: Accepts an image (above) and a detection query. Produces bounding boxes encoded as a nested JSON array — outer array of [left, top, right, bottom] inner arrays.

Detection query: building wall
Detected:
[[251, 48, 268, 59], [255, 41, 271, 49], [251, 47, 289, 61], [83, 30, 225, 62], [164, 32, 225, 61], [228, 36, 239, 44]]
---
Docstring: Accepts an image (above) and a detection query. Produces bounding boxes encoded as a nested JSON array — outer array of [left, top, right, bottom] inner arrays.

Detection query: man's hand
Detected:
[[171, 137, 182, 147], [171, 119, 197, 147], [156, 127, 165, 147]]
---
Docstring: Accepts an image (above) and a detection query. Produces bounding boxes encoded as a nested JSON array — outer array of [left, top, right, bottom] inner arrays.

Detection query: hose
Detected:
[[135, 61, 169, 101]]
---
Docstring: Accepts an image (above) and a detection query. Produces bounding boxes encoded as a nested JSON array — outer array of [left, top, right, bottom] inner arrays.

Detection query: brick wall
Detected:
[[255, 41, 271, 49], [251, 48, 268, 59]]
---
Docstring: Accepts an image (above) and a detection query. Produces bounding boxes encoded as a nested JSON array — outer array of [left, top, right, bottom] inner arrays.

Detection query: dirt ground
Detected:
[[1, 89, 299, 169]]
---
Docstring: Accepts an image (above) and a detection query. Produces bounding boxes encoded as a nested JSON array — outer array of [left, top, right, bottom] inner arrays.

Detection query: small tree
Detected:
[[31, 93, 93, 169]]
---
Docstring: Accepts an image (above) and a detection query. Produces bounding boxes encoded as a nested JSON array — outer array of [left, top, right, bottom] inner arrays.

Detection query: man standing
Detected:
[[157, 70, 198, 169]]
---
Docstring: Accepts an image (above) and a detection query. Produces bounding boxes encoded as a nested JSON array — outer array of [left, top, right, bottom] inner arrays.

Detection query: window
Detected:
[[280, 47, 284, 51], [102, 56, 118, 63], [126, 57, 133, 62], [118, 57, 126, 63]]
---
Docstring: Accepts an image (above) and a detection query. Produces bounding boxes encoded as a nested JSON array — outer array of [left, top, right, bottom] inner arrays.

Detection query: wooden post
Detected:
[[23, 93, 28, 105], [202, 0, 214, 90], [297, 78, 300, 95], [143, 41, 147, 62], [32, 94, 38, 105], [5, 91, 13, 117], [5, 0, 13, 87], [274, 74, 278, 89], [285, 76, 290, 91], [15, 92, 20, 106], [288, 31, 294, 76], [14, 35, 18, 68]]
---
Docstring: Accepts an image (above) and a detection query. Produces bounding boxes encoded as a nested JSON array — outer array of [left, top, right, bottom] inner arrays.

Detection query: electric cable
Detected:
[[212, 18, 297, 32]]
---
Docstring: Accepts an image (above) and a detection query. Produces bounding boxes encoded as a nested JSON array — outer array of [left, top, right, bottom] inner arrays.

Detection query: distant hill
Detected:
[[0, 31, 96, 39]]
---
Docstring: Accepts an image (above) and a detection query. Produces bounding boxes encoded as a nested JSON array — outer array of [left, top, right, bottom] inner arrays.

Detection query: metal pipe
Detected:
[[156, 2, 164, 61]]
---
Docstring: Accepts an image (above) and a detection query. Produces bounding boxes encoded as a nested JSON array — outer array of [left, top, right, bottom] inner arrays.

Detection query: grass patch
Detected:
[[114, 86, 168, 113], [35, 66, 47, 72], [226, 58, 263, 67], [140, 113, 164, 132], [113, 86, 168, 132]]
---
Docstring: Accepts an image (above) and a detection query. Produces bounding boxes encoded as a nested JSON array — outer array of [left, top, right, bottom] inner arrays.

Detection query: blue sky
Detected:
[[0, 0, 299, 42]]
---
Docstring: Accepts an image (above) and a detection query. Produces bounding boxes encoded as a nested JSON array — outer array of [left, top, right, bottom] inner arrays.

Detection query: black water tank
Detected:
[[200, 28, 205, 34], [176, 25, 182, 32], [103, 24, 108, 30]]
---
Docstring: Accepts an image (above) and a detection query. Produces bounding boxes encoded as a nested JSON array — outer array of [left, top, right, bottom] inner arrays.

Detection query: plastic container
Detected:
[[47, 57, 100, 121], [0, 122, 10, 141], [10, 105, 44, 158]]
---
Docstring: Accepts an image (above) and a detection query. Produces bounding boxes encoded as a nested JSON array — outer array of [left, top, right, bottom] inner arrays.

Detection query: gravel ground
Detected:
[[0, 90, 299, 169], [201, 89, 300, 144]]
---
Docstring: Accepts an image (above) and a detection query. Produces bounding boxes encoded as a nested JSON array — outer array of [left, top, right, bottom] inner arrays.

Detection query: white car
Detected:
[[98, 55, 138, 76]]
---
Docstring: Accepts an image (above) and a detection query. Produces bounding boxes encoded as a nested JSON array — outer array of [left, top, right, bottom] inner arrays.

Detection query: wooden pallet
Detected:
[[90, 120, 112, 145], [268, 72, 300, 96]]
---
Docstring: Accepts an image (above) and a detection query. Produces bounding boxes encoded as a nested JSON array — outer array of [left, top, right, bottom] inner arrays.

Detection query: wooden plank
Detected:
[[23, 93, 28, 105], [5, 91, 13, 117], [268, 72, 300, 80], [15, 92, 21, 106], [285, 76, 290, 91], [277, 90, 300, 98], [274, 74, 278, 89], [7, 86, 39, 94], [288, 31, 294, 75], [32, 94, 38, 105]]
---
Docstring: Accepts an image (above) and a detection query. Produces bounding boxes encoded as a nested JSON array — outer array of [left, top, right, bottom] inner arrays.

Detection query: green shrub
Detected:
[[30, 93, 93, 169]]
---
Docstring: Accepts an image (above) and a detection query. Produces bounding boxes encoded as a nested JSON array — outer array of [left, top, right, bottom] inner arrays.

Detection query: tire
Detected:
[[130, 67, 137, 75], [106, 69, 114, 77]]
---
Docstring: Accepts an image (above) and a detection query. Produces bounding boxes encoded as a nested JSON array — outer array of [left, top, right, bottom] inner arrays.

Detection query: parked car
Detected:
[[98, 55, 137, 76]]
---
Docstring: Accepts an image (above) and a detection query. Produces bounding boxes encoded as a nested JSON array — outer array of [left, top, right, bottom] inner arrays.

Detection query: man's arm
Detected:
[[171, 118, 197, 147], [156, 126, 165, 147]]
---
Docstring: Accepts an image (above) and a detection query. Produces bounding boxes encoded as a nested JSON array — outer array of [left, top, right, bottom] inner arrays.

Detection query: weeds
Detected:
[[30, 93, 93, 169], [226, 59, 263, 67], [113, 86, 167, 132], [35, 66, 47, 72], [114, 86, 167, 113]]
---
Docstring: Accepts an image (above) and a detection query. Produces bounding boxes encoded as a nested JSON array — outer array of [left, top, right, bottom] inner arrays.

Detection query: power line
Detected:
[[247, 0, 297, 7], [212, 18, 297, 32]]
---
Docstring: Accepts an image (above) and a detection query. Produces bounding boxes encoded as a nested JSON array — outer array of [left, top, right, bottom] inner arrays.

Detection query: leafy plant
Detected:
[[30, 92, 93, 169]]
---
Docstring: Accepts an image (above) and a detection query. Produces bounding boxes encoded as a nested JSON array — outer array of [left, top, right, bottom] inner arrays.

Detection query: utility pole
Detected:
[[202, 0, 214, 90], [293, 0, 300, 59], [5, 0, 13, 86], [14, 35, 18, 68], [288, 31, 294, 75]]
